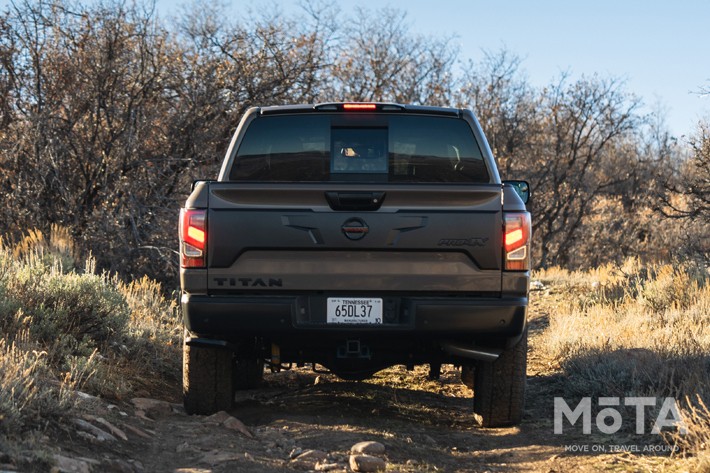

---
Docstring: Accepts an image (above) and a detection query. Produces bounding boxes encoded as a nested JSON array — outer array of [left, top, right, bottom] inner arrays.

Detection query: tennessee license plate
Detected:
[[326, 298, 383, 324]]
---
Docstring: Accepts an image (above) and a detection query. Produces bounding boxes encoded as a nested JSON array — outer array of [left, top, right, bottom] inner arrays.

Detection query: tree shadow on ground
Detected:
[[228, 347, 706, 470]]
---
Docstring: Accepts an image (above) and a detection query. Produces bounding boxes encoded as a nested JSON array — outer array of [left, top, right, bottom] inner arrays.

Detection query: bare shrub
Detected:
[[329, 7, 458, 105]]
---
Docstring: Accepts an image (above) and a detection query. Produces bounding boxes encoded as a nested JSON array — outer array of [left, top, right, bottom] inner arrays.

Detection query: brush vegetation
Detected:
[[0, 227, 181, 447], [535, 260, 710, 469], [1, 230, 707, 471]]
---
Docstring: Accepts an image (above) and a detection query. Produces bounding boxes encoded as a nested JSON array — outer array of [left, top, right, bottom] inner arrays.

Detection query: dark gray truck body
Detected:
[[180, 103, 530, 426]]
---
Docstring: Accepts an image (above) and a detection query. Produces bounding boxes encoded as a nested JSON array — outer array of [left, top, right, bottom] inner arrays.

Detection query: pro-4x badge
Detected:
[[438, 237, 489, 247]]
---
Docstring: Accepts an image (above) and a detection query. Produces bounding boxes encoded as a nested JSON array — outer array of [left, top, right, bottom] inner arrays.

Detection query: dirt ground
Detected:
[[37, 295, 679, 473]]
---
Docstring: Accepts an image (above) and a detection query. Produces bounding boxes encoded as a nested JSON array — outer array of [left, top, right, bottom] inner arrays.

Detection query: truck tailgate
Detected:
[[206, 183, 503, 293]]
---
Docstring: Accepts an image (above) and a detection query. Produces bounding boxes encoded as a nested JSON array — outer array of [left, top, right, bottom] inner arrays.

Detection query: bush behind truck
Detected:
[[179, 102, 531, 427]]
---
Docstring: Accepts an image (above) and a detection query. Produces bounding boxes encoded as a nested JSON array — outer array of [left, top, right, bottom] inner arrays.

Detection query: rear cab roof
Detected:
[[259, 103, 462, 117]]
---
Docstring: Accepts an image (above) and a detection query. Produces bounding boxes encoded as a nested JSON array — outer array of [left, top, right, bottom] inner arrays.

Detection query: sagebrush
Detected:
[[0, 228, 181, 439]]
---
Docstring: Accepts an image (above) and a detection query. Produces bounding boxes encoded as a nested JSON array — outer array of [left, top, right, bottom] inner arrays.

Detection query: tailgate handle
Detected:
[[325, 192, 386, 211]]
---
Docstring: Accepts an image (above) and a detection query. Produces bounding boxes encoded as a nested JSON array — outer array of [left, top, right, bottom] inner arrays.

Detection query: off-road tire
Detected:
[[183, 339, 234, 415], [233, 357, 264, 390], [473, 328, 527, 427], [461, 365, 475, 389]]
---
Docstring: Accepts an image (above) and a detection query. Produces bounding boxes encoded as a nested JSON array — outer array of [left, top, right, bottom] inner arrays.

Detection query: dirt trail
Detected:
[[45, 298, 666, 473], [61, 369, 571, 473]]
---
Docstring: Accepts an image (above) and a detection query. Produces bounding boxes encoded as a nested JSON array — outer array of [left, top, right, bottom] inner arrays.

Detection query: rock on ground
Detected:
[[72, 419, 117, 443], [351, 441, 385, 455], [130, 398, 174, 419], [291, 449, 328, 470], [349, 454, 386, 472], [51, 455, 91, 473], [203, 411, 253, 438]]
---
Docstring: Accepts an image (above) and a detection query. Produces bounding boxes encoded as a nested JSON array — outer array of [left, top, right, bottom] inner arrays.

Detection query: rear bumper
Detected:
[[182, 293, 527, 342]]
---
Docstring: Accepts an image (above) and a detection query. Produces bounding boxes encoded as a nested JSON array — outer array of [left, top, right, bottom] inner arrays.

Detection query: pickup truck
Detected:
[[179, 102, 531, 427]]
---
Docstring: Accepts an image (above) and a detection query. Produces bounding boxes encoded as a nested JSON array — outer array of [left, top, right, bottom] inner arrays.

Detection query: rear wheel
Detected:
[[473, 328, 527, 427], [233, 357, 264, 390], [183, 336, 234, 415], [461, 365, 474, 389]]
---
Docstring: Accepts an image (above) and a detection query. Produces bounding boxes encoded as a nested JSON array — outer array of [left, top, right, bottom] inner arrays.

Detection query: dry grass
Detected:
[[534, 258, 710, 468], [663, 396, 710, 472]]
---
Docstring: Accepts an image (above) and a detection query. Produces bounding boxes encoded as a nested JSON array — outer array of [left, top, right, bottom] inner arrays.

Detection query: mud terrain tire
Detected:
[[183, 340, 234, 415], [473, 328, 527, 427]]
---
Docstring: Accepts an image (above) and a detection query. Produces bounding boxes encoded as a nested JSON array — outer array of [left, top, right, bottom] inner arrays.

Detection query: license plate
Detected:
[[327, 298, 383, 324]]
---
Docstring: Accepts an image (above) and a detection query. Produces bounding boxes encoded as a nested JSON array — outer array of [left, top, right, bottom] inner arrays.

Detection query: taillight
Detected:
[[504, 212, 531, 271], [180, 209, 207, 268]]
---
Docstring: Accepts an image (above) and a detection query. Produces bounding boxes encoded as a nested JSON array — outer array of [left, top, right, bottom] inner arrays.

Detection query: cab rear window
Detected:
[[229, 114, 490, 183]]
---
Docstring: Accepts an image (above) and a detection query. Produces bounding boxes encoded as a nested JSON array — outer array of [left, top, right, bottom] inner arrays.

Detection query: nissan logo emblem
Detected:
[[342, 218, 369, 241]]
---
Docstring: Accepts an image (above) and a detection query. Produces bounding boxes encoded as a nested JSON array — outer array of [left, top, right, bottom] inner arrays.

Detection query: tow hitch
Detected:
[[337, 339, 371, 359]]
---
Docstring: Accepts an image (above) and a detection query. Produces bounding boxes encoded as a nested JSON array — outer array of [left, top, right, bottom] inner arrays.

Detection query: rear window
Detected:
[[229, 114, 489, 183]]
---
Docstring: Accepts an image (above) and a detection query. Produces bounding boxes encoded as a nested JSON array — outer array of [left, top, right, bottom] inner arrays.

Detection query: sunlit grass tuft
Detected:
[[535, 259, 710, 462]]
